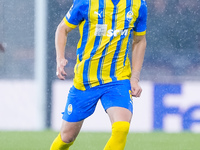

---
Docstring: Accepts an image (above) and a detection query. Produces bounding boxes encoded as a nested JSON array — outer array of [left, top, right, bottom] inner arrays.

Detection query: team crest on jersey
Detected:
[[68, 104, 73, 115], [126, 11, 133, 22]]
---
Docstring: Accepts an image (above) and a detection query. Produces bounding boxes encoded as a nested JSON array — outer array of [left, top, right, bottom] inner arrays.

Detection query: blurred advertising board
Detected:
[[0, 80, 199, 132], [0, 81, 44, 130]]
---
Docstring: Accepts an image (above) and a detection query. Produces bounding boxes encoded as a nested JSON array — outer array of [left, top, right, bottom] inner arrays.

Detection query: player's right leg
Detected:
[[50, 120, 83, 150], [50, 85, 102, 150]]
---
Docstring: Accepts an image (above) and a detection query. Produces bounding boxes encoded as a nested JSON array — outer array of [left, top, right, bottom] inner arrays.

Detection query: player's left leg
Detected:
[[100, 80, 133, 150], [104, 107, 132, 150]]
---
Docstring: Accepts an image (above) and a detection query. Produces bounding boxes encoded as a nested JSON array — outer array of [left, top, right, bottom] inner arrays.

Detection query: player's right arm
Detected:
[[55, 21, 73, 80], [55, 1, 85, 80]]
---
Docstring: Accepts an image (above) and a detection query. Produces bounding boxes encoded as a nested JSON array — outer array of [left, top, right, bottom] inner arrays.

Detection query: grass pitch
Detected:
[[0, 131, 199, 150]]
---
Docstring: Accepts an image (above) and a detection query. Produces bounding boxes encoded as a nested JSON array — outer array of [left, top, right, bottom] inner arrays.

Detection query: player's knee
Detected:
[[112, 121, 130, 139], [60, 132, 76, 143]]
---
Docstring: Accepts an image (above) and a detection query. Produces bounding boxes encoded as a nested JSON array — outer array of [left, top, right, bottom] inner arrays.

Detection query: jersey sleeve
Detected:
[[133, 0, 147, 36], [63, 0, 85, 29]]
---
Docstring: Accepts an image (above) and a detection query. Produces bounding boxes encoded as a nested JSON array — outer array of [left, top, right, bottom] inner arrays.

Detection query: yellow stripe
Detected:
[[117, 55, 131, 80], [77, 20, 86, 49], [116, 33, 130, 78], [63, 17, 77, 29], [74, 56, 86, 90], [130, 0, 141, 28], [100, 0, 116, 83], [115, 0, 127, 78], [134, 30, 146, 36], [87, 0, 100, 87], [82, 1, 98, 61]]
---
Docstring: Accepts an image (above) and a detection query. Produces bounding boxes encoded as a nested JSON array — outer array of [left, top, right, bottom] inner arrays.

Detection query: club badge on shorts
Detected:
[[68, 104, 73, 115]]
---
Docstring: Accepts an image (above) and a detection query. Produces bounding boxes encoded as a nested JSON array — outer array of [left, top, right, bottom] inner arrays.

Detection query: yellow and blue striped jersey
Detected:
[[63, 0, 147, 90]]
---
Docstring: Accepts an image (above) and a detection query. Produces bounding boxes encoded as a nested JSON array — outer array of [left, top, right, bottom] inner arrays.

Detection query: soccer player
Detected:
[[50, 0, 147, 149]]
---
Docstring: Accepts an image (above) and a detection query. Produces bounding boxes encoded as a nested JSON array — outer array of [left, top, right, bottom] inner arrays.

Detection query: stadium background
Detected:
[[0, 0, 200, 149]]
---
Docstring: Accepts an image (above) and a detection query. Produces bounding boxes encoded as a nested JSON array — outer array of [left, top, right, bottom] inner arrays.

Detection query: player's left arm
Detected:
[[130, 35, 146, 97], [130, 0, 147, 97]]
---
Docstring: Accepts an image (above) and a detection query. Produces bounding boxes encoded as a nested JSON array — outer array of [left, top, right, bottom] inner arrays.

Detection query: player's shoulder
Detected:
[[73, 0, 89, 7], [140, 0, 147, 8], [138, 0, 147, 16]]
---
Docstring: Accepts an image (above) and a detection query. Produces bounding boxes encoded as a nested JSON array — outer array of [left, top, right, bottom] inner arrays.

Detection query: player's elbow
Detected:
[[56, 21, 70, 36], [132, 35, 146, 46]]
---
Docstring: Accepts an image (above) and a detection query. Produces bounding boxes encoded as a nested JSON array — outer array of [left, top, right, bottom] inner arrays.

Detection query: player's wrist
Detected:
[[56, 57, 67, 63], [131, 71, 140, 82], [56, 56, 65, 60]]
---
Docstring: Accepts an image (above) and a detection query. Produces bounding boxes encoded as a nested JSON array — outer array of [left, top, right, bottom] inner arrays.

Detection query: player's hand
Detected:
[[130, 77, 142, 97], [56, 58, 68, 80]]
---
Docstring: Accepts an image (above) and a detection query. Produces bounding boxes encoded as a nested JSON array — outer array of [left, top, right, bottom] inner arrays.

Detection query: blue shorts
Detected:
[[62, 79, 133, 122]]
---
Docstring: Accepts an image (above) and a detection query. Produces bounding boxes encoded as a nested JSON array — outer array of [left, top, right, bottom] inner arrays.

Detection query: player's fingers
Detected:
[[132, 87, 142, 97], [139, 89, 142, 97], [58, 74, 65, 80], [61, 69, 67, 76], [56, 69, 65, 80], [136, 88, 142, 97], [131, 88, 138, 97]]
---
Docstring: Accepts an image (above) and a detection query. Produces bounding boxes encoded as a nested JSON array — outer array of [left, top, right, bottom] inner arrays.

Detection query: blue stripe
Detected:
[[76, 4, 90, 61], [96, 0, 106, 85], [123, 31, 132, 65], [97, 46, 106, 85], [77, 21, 89, 61], [110, 41, 122, 82], [83, 0, 104, 89], [109, 6, 118, 81], [123, 0, 132, 66]]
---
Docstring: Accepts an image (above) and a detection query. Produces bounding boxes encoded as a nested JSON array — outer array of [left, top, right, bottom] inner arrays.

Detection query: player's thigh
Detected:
[[60, 120, 84, 143], [100, 80, 133, 124], [106, 107, 132, 124], [62, 86, 102, 122]]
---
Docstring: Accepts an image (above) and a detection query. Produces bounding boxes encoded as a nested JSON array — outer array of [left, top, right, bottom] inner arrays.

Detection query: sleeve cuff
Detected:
[[133, 30, 146, 36], [63, 17, 77, 29]]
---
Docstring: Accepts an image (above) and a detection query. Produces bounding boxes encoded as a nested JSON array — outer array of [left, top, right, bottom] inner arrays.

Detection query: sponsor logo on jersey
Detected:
[[95, 24, 128, 37], [107, 29, 128, 37], [95, 24, 108, 36]]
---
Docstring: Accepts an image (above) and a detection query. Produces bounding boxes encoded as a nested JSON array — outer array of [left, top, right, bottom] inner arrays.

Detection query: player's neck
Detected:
[[111, 0, 120, 5]]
